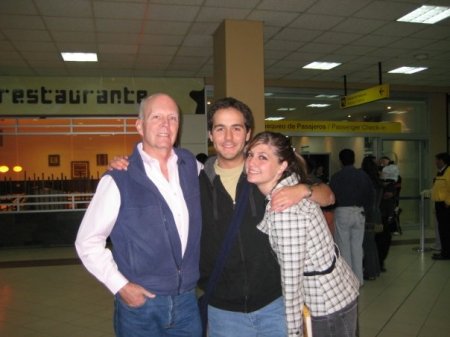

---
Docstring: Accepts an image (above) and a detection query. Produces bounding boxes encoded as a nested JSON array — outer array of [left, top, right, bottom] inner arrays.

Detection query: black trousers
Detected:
[[375, 216, 392, 268], [435, 202, 450, 257]]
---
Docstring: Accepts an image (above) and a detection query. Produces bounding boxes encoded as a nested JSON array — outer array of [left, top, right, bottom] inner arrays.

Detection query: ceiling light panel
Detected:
[[307, 104, 330, 108], [397, 5, 450, 24], [61, 52, 98, 62], [303, 62, 341, 70], [265, 117, 285, 121], [388, 66, 427, 74]]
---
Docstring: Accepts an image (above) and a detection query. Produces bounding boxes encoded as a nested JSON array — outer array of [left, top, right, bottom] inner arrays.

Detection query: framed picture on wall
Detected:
[[71, 161, 90, 179], [48, 154, 60, 167], [96, 153, 108, 166]]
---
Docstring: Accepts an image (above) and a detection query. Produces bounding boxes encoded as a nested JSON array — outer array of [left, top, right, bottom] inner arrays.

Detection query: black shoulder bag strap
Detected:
[[198, 180, 251, 336]]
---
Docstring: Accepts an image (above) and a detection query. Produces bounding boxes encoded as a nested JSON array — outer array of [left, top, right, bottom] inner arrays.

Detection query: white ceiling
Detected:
[[1, 0, 450, 90]]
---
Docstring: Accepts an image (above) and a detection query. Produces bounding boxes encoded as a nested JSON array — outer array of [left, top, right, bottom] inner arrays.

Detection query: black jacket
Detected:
[[198, 156, 282, 312]]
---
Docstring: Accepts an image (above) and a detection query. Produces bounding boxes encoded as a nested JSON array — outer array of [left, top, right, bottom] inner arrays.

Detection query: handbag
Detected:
[[366, 221, 384, 233], [198, 181, 251, 337], [374, 223, 384, 233]]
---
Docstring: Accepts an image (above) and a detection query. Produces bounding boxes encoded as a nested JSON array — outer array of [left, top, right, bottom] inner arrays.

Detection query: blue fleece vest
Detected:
[[107, 145, 202, 295]]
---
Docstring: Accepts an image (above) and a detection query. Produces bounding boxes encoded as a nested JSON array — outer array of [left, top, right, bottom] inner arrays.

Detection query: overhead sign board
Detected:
[[340, 84, 390, 108], [0, 77, 204, 116], [265, 120, 401, 134]]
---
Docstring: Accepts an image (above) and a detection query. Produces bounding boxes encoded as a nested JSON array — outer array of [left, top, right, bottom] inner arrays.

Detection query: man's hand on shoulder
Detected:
[[108, 156, 130, 171]]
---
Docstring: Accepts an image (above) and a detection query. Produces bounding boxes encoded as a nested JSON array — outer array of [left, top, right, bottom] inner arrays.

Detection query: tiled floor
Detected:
[[0, 226, 449, 337]]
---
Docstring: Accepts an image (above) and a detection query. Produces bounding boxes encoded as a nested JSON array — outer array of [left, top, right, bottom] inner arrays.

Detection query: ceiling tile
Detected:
[[177, 46, 212, 57], [290, 13, 344, 30], [2, 29, 52, 42], [99, 54, 137, 63], [297, 42, 341, 54], [182, 34, 212, 48], [95, 18, 142, 33], [144, 21, 191, 35], [333, 45, 376, 56], [421, 40, 450, 52], [373, 22, 426, 37], [352, 34, 400, 47], [53, 31, 96, 43], [333, 17, 386, 34], [387, 37, 433, 50], [150, 0, 203, 5], [353, 1, 417, 20], [0, 15, 45, 30], [140, 34, 185, 46], [0, 50, 23, 61], [0, 0, 37, 15], [414, 26, 450, 40], [313, 31, 362, 45], [171, 55, 209, 66], [0, 67, 35, 75], [147, 4, 200, 21], [35, 0, 92, 17], [44, 17, 94, 32], [273, 28, 322, 42], [98, 44, 138, 54], [247, 10, 299, 26], [93, 1, 147, 19], [265, 39, 304, 52], [258, 0, 316, 12], [197, 7, 250, 22], [11, 41, 58, 52], [205, 0, 258, 8], [138, 45, 178, 55], [56, 42, 97, 52], [19, 51, 62, 61], [189, 22, 220, 35], [308, 0, 372, 16]]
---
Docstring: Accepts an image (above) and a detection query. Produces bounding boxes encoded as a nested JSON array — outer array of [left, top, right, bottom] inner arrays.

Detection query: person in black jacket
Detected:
[[198, 97, 335, 337]]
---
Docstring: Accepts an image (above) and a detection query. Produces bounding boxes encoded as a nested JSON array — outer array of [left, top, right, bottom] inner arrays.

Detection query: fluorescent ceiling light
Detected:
[[388, 66, 427, 74], [265, 117, 285, 121], [307, 104, 330, 108], [61, 52, 98, 62], [388, 110, 407, 115], [276, 107, 296, 111], [397, 5, 450, 24], [315, 94, 338, 98], [303, 62, 341, 70]]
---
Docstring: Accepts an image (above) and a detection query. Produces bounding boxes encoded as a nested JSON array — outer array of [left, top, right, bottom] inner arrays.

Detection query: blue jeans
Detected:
[[114, 289, 201, 337], [334, 206, 365, 285], [311, 298, 358, 337], [207, 296, 287, 337]]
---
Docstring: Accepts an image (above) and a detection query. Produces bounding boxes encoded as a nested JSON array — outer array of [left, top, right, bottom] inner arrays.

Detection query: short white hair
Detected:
[[138, 93, 179, 119]]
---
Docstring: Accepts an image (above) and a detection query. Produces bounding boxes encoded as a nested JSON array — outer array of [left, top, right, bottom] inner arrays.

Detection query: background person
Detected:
[[379, 156, 402, 235], [75, 93, 202, 337], [245, 131, 359, 337], [361, 155, 382, 280], [329, 149, 374, 286], [431, 152, 450, 260]]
